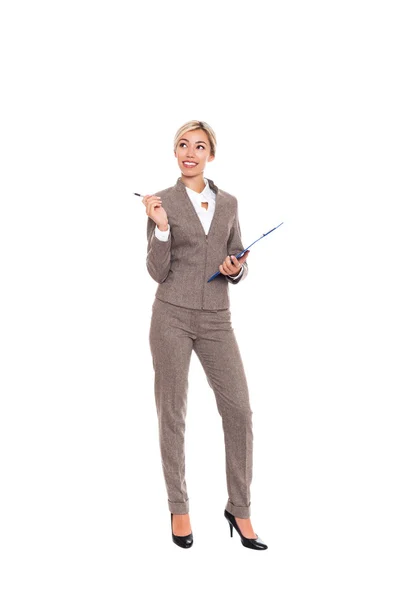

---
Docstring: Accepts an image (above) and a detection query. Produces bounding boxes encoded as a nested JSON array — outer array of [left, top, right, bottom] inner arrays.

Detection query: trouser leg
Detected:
[[193, 308, 254, 519], [149, 299, 194, 514]]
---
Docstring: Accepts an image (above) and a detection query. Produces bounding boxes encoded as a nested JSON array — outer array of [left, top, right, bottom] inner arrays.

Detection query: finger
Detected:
[[221, 262, 239, 276], [230, 254, 241, 268], [223, 256, 235, 273], [223, 257, 239, 275], [236, 250, 250, 264], [146, 199, 163, 213], [228, 256, 240, 273], [147, 204, 163, 218], [143, 195, 161, 205], [146, 201, 162, 214]]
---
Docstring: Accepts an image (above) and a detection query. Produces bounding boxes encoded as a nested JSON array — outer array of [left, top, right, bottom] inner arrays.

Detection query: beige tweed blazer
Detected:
[[146, 176, 248, 310]]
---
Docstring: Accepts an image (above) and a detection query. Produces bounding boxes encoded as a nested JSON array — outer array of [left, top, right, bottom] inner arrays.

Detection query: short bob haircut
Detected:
[[173, 120, 217, 158]]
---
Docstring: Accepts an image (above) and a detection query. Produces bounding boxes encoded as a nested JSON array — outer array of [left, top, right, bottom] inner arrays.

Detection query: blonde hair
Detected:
[[173, 120, 217, 157]]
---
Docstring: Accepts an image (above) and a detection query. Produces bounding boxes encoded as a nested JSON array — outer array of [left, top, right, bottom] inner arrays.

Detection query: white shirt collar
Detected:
[[185, 178, 215, 203]]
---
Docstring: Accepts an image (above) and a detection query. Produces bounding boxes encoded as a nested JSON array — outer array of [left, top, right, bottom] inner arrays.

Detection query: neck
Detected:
[[180, 172, 207, 194]]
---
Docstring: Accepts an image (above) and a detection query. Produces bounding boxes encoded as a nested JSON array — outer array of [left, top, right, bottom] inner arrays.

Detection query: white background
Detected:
[[1, 0, 399, 598]]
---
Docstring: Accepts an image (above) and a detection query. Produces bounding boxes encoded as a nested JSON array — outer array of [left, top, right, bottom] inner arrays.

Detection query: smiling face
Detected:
[[174, 129, 215, 175]]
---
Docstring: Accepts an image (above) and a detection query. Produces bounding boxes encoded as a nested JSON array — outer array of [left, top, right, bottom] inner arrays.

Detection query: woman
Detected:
[[143, 120, 267, 550]]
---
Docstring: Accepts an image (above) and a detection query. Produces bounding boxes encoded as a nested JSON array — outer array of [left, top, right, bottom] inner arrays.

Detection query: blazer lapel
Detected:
[[174, 177, 222, 239]]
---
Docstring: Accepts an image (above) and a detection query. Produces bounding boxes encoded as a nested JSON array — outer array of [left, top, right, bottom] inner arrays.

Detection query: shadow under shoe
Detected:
[[224, 509, 268, 550], [171, 513, 193, 549]]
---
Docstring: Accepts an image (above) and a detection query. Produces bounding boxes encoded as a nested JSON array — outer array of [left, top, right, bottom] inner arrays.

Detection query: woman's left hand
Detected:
[[219, 250, 250, 277]]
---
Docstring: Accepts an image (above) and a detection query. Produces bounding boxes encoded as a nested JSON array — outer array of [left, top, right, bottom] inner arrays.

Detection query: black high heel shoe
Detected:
[[171, 513, 193, 549], [224, 509, 268, 550]]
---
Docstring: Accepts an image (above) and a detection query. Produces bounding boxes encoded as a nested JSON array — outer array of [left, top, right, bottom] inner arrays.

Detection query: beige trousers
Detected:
[[149, 297, 254, 519]]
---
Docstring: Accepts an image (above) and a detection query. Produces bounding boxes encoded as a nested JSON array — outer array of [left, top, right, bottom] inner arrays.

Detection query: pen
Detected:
[[135, 192, 162, 198]]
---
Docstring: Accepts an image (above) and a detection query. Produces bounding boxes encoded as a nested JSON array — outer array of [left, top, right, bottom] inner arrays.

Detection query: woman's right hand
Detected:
[[142, 195, 169, 230]]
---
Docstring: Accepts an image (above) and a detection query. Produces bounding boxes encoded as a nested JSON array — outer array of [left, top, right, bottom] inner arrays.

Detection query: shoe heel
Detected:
[[224, 509, 268, 550]]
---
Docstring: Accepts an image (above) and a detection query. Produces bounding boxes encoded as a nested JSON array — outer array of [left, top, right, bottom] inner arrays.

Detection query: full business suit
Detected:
[[147, 176, 253, 518]]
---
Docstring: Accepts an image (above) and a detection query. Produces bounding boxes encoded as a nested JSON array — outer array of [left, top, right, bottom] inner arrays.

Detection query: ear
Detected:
[[208, 154, 215, 163]]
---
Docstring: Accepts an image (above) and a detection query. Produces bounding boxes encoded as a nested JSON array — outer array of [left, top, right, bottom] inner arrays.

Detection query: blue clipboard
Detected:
[[207, 222, 284, 282]]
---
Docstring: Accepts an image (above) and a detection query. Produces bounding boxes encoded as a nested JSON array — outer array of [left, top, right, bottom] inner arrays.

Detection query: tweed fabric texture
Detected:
[[149, 297, 253, 518], [146, 177, 248, 310]]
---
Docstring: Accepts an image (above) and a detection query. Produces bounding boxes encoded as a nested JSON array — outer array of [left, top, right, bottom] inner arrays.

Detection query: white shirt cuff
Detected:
[[154, 223, 170, 241]]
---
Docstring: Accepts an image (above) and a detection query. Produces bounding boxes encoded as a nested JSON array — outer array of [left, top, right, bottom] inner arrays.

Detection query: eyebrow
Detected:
[[179, 138, 208, 145]]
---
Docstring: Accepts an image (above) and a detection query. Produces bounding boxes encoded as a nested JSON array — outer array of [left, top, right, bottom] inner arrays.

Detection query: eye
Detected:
[[179, 142, 206, 150]]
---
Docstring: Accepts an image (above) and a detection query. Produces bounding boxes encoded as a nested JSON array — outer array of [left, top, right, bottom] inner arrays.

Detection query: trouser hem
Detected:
[[168, 499, 190, 514], [226, 499, 251, 518]]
